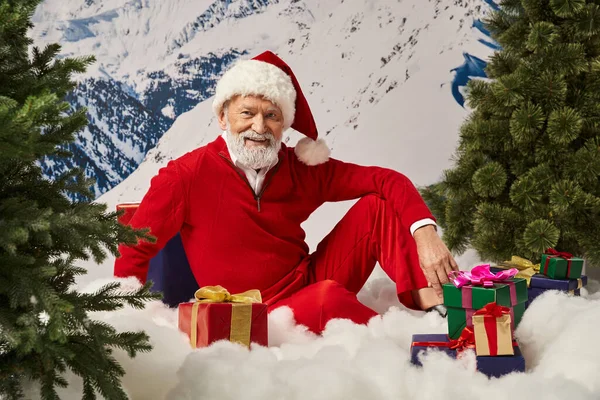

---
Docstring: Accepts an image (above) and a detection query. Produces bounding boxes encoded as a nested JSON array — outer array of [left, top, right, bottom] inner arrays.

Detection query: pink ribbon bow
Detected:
[[449, 264, 518, 288]]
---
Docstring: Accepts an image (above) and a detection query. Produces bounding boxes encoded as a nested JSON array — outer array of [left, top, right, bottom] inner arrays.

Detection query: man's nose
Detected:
[[251, 114, 267, 134]]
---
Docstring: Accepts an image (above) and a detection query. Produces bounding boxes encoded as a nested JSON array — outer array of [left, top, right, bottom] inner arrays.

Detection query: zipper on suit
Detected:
[[256, 160, 281, 211], [218, 153, 281, 212]]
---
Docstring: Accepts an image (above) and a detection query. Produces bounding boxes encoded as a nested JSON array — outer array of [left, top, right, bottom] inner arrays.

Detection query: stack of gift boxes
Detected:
[[491, 249, 588, 308], [411, 249, 588, 378], [410, 265, 527, 378]]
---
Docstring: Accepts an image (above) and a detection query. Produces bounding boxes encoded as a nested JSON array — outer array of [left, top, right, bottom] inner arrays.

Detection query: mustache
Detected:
[[239, 130, 276, 145]]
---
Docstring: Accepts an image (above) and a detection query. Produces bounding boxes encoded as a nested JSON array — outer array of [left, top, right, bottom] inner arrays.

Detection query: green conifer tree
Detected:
[[0, 1, 160, 398], [422, 0, 600, 266]]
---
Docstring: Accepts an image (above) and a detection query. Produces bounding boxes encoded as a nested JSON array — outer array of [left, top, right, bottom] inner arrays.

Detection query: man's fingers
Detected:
[[431, 280, 443, 299], [437, 265, 449, 285], [421, 264, 440, 295], [449, 256, 459, 271], [426, 267, 443, 298], [444, 262, 454, 282]]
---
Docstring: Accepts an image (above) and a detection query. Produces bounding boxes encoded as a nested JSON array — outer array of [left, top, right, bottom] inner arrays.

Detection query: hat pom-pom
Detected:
[[294, 137, 330, 166]]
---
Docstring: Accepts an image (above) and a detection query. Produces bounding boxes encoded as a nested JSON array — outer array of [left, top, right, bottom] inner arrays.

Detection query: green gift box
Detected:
[[540, 252, 583, 279], [443, 278, 528, 340]]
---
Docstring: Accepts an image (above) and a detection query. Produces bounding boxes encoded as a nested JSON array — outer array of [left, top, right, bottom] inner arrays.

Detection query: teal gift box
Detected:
[[540, 250, 583, 279]]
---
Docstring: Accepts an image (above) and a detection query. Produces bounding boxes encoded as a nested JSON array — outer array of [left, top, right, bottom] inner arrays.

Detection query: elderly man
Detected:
[[114, 51, 457, 334]]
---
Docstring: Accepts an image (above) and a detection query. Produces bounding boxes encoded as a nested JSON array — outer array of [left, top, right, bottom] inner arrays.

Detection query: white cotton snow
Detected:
[[21, 273, 600, 400]]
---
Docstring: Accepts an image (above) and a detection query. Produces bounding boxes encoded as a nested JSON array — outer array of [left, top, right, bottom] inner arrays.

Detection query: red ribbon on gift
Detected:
[[412, 326, 476, 356], [476, 302, 509, 318], [473, 303, 510, 356], [544, 248, 573, 277]]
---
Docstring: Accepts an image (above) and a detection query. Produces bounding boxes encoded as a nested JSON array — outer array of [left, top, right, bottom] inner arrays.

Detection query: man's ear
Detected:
[[217, 108, 228, 131]]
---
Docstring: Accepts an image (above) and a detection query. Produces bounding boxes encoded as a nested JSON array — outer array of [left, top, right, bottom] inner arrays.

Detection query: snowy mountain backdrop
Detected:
[[32, 0, 493, 200]]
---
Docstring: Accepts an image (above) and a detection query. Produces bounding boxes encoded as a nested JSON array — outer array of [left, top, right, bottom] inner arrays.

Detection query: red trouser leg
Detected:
[[270, 195, 429, 334], [270, 279, 379, 334]]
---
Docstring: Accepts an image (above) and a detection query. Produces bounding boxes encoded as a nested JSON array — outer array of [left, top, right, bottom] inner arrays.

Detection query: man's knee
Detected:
[[311, 279, 342, 289], [310, 280, 361, 310], [309, 279, 347, 299], [274, 280, 348, 308], [294, 279, 354, 310]]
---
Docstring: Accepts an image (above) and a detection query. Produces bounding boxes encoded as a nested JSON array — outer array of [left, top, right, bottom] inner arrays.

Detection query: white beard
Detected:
[[224, 129, 281, 169]]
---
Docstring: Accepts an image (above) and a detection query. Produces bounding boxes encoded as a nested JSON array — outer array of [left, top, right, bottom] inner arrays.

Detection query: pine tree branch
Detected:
[[0, 2, 161, 397], [430, 0, 600, 265]]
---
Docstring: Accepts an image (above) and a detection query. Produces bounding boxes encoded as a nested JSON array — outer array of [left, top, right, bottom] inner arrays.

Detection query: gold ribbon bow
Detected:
[[194, 285, 262, 304], [190, 286, 262, 348], [497, 256, 540, 287]]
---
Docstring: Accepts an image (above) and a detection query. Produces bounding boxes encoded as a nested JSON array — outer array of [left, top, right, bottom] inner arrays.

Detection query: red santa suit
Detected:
[[114, 51, 436, 334]]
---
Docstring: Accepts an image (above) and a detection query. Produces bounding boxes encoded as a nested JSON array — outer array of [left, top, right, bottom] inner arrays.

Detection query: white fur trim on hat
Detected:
[[294, 137, 330, 166], [212, 59, 297, 130]]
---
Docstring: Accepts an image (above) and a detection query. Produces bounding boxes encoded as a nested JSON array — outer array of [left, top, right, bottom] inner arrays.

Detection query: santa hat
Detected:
[[212, 50, 330, 166]]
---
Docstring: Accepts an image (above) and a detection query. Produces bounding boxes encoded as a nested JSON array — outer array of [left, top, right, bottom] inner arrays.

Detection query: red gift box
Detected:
[[116, 203, 140, 225], [178, 286, 268, 348]]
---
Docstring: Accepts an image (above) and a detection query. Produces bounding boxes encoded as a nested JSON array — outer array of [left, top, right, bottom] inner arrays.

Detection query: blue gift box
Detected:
[[529, 274, 587, 291], [410, 334, 525, 378]]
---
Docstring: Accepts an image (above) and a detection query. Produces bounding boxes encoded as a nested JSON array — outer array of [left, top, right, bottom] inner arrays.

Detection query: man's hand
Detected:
[[413, 225, 458, 300]]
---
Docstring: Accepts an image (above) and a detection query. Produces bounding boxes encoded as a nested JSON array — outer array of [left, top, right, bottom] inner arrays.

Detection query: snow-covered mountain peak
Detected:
[[32, 0, 289, 82]]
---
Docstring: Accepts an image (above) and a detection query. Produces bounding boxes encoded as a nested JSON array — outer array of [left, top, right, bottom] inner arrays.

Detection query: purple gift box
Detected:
[[410, 334, 525, 378]]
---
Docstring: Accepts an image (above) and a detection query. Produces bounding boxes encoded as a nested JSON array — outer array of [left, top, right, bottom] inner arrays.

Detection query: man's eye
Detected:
[[241, 111, 252, 116]]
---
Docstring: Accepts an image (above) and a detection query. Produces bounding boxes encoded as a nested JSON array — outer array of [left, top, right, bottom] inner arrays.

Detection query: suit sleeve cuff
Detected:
[[410, 218, 437, 236]]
